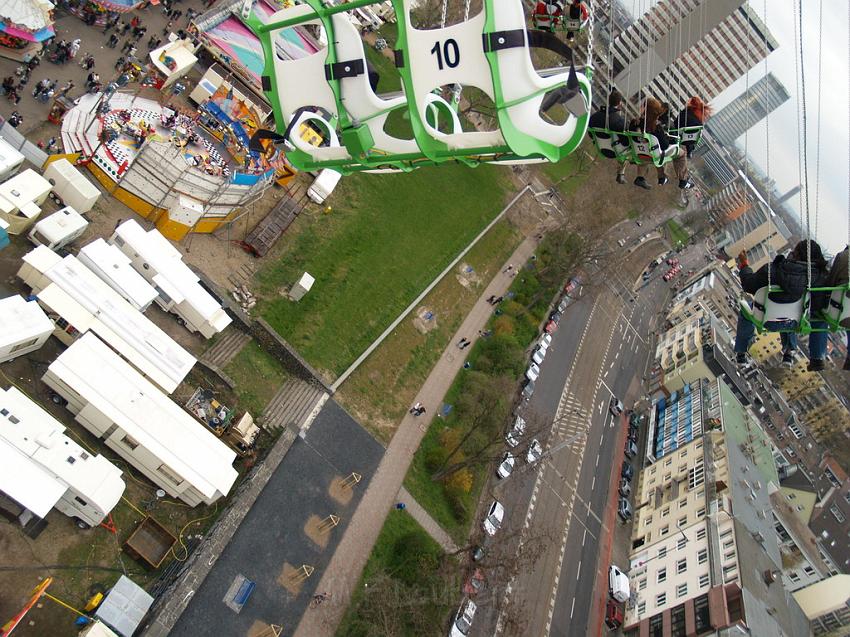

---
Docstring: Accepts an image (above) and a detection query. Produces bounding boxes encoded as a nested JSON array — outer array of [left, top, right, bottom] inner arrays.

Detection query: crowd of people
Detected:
[[588, 90, 709, 191]]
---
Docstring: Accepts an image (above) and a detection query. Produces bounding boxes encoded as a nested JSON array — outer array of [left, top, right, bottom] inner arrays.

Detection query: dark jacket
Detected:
[[826, 247, 849, 287], [739, 254, 822, 304], [674, 107, 702, 155], [588, 106, 626, 132]]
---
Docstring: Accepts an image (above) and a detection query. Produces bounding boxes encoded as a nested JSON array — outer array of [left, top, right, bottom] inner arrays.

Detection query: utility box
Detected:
[[43, 159, 101, 214], [28, 206, 89, 251], [290, 272, 315, 301]]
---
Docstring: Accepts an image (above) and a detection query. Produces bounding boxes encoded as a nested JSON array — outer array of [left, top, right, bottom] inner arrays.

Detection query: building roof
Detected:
[[0, 0, 54, 31], [112, 220, 231, 332], [22, 246, 195, 393], [719, 379, 777, 484], [0, 386, 124, 518], [793, 574, 850, 619], [47, 333, 237, 501], [30, 206, 88, 244], [0, 294, 53, 348], [78, 239, 158, 311]]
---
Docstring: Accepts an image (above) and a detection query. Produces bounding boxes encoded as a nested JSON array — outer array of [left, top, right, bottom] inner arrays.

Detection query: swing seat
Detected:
[[561, 17, 589, 31], [740, 286, 808, 333], [819, 287, 850, 330], [587, 127, 631, 162], [628, 132, 681, 167], [669, 125, 703, 146]]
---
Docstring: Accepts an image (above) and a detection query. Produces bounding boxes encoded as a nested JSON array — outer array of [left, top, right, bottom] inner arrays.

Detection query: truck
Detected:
[[28, 206, 89, 251], [307, 169, 342, 205], [43, 158, 101, 214]]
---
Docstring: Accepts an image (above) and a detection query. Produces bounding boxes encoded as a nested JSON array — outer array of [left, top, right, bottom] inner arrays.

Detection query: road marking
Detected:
[[576, 560, 582, 580], [591, 475, 596, 490], [570, 597, 576, 619], [595, 453, 600, 467], [582, 528, 587, 546]]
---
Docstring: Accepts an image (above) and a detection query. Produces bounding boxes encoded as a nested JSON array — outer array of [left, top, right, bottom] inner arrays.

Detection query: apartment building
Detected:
[[706, 73, 790, 146], [624, 380, 810, 635], [794, 575, 850, 635]]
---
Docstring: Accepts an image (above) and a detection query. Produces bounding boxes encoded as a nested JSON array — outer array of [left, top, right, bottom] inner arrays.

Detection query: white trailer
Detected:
[[78, 239, 159, 312], [43, 159, 101, 214], [17, 246, 196, 394], [0, 386, 124, 529], [0, 295, 54, 363], [43, 333, 238, 507], [110, 220, 232, 338], [0, 136, 25, 181], [0, 169, 52, 235], [27, 206, 89, 251]]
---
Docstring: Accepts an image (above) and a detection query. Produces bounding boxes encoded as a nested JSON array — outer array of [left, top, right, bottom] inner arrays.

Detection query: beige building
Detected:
[[794, 574, 850, 635]]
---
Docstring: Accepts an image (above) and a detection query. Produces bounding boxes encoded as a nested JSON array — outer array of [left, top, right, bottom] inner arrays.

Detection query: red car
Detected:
[[605, 599, 624, 629], [463, 569, 486, 597], [544, 319, 558, 334]]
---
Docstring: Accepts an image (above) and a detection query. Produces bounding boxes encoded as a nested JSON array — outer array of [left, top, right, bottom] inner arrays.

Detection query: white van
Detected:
[[609, 565, 630, 603], [307, 169, 342, 205]]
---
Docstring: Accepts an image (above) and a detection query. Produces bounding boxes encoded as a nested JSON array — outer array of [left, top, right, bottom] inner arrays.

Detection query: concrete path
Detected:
[[397, 486, 459, 554], [293, 235, 539, 637]]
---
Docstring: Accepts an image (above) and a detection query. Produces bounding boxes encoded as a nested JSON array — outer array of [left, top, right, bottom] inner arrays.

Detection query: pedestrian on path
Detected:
[[460, 341, 471, 350], [493, 295, 503, 304], [503, 263, 514, 274], [395, 502, 406, 511], [57, 81, 74, 97], [107, 33, 120, 48], [409, 402, 422, 415], [457, 337, 469, 348], [486, 295, 496, 304], [163, 20, 173, 34]]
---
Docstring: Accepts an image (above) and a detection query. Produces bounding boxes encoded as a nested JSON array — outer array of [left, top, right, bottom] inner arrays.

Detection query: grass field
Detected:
[[255, 164, 511, 379], [223, 340, 289, 417], [666, 218, 690, 246], [337, 219, 521, 443]]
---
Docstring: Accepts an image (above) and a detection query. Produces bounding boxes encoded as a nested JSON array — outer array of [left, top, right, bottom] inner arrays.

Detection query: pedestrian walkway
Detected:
[[397, 486, 459, 553], [293, 235, 539, 637]]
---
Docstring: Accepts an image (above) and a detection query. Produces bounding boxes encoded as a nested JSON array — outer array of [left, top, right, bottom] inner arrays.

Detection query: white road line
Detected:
[[570, 597, 576, 619], [591, 475, 596, 490], [595, 453, 600, 467], [576, 560, 582, 580], [582, 529, 587, 546]]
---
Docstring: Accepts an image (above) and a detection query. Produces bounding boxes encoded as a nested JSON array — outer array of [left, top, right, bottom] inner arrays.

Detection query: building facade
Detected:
[[706, 73, 790, 146]]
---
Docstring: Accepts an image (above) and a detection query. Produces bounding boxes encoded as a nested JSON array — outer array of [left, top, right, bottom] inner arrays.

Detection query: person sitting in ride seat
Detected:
[[672, 96, 711, 188], [533, 0, 564, 32], [629, 97, 673, 190], [566, 0, 589, 41], [734, 240, 828, 368], [588, 90, 627, 183], [807, 245, 850, 372]]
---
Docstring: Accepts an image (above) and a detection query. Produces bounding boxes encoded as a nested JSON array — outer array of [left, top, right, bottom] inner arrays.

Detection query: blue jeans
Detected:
[[808, 321, 829, 360], [734, 308, 798, 354]]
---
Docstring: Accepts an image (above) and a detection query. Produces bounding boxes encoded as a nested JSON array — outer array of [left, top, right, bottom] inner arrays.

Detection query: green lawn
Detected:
[[337, 510, 456, 637], [223, 340, 288, 416], [666, 218, 690, 247], [256, 165, 511, 378]]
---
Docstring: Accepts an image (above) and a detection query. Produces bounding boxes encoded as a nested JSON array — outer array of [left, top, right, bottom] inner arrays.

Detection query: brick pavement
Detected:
[[293, 236, 539, 637], [397, 486, 459, 553]]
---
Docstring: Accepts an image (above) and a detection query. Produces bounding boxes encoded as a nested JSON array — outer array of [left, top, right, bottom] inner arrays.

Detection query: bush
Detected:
[[492, 314, 516, 337], [445, 467, 473, 496], [474, 333, 525, 377], [388, 530, 442, 586]]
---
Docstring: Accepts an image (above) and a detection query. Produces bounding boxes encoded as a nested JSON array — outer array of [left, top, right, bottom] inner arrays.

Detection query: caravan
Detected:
[[28, 206, 89, 252]]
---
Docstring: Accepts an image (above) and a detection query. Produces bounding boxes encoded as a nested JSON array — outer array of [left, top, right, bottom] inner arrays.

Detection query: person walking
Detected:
[[107, 32, 119, 48]]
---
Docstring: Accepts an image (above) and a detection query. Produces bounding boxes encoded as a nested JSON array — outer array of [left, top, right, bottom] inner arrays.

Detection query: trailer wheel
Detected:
[[74, 518, 91, 530], [176, 317, 186, 327], [50, 392, 67, 406]]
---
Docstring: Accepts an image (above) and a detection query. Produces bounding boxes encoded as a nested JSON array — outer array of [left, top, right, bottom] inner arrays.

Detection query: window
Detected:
[[649, 614, 663, 637], [664, 473, 672, 482], [676, 582, 688, 597], [657, 567, 667, 583], [844, 491, 850, 506], [120, 434, 139, 450], [679, 464, 687, 473], [830, 505, 846, 523], [678, 516, 687, 527], [720, 529, 733, 540], [665, 458, 673, 467], [677, 558, 687, 574], [660, 525, 670, 537], [825, 467, 841, 488], [645, 516, 653, 527], [10, 337, 39, 353], [113, 235, 125, 246], [661, 507, 670, 518], [803, 565, 816, 576], [695, 507, 706, 518], [74, 496, 87, 506], [723, 539, 734, 549], [658, 546, 667, 559], [694, 595, 711, 631], [679, 498, 687, 509], [154, 285, 173, 305], [724, 550, 736, 561], [698, 548, 708, 564], [699, 573, 710, 588], [689, 463, 705, 489], [671, 604, 687, 637], [677, 537, 687, 550], [639, 578, 647, 590], [656, 592, 667, 607], [696, 527, 707, 541], [8, 415, 18, 424], [66, 456, 76, 465], [637, 601, 646, 616], [723, 564, 738, 582], [157, 464, 182, 485], [104, 424, 119, 439]]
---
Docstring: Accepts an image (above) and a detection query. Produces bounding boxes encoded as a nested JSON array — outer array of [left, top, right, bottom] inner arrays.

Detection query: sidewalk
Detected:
[[397, 486, 459, 553], [293, 236, 539, 637]]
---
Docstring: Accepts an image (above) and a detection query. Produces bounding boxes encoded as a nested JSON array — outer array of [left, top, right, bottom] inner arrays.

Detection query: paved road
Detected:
[[469, 230, 674, 637]]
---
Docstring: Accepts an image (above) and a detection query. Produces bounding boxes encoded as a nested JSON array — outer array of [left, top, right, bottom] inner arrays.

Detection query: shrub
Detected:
[[388, 530, 441, 586]]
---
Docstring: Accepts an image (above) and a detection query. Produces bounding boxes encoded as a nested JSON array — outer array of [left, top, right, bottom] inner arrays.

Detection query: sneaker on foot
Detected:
[[658, 176, 669, 185], [735, 352, 748, 365], [634, 177, 651, 190], [616, 173, 626, 184], [781, 351, 795, 367], [678, 179, 694, 190], [807, 358, 826, 372]]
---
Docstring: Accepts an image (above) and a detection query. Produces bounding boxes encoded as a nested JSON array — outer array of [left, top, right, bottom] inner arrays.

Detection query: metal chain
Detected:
[[764, 0, 772, 289], [585, 0, 594, 69], [813, 0, 823, 239], [439, 0, 448, 28], [796, 0, 812, 287]]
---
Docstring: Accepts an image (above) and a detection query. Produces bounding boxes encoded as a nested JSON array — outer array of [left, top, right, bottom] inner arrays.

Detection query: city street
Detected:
[[470, 228, 676, 637]]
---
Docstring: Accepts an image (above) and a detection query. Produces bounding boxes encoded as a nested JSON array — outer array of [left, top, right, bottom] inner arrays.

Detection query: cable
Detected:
[[813, 0, 823, 239], [796, 0, 812, 288], [170, 503, 219, 562]]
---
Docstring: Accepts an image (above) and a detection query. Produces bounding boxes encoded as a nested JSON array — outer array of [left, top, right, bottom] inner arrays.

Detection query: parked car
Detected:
[[617, 498, 633, 521], [618, 478, 631, 498], [496, 452, 516, 479], [624, 440, 638, 458], [471, 545, 485, 562], [621, 463, 634, 481], [482, 500, 504, 536], [627, 428, 638, 443], [609, 397, 624, 416], [538, 333, 552, 350], [629, 412, 641, 428], [544, 319, 558, 334], [506, 415, 526, 447], [526, 362, 540, 382], [526, 439, 543, 464], [532, 345, 547, 366], [462, 569, 486, 598], [548, 310, 562, 324], [608, 565, 630, 603], [557, 295, 571, 313], [449, 598, 477, 637], [522, 378, 535, 401], [605, 599, 624, 629]]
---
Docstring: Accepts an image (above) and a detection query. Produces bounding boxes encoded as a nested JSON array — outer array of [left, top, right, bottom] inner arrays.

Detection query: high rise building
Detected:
[[706, 74, 790, 145], [593, 0, 778, 113]]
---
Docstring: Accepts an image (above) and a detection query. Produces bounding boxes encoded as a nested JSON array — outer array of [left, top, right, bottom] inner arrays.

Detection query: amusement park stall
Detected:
[[0, 0, 55, 62]]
